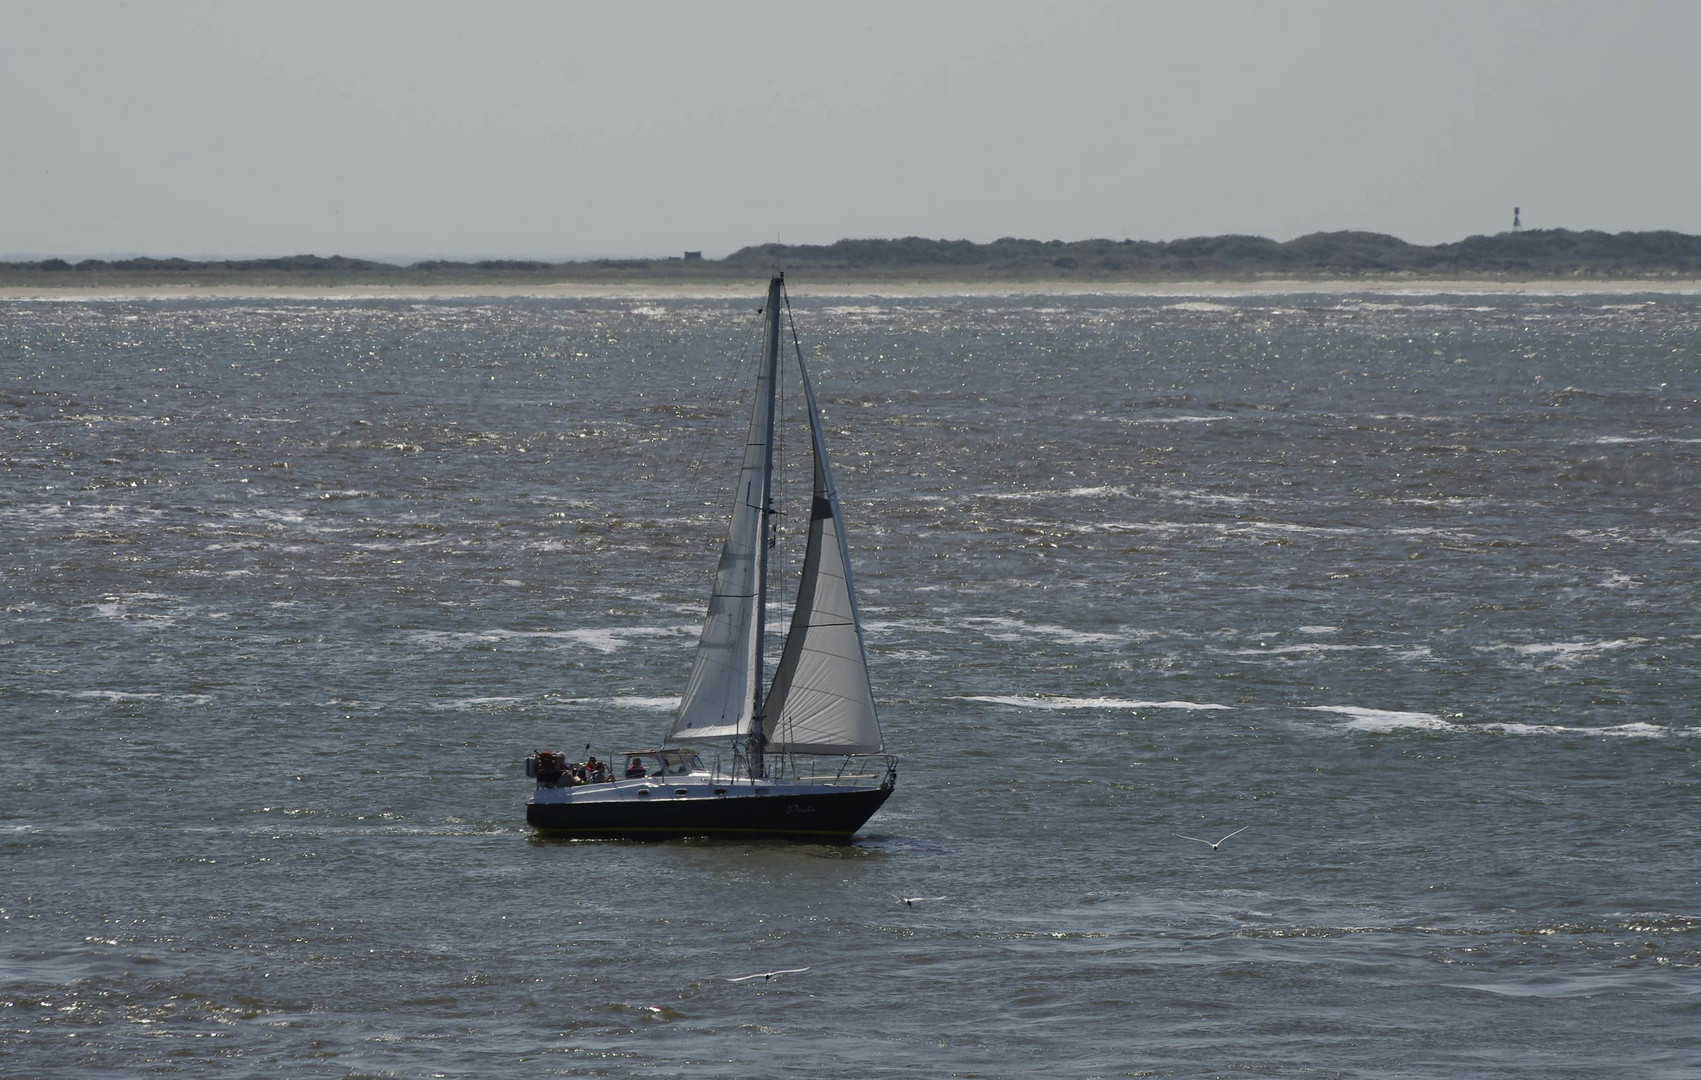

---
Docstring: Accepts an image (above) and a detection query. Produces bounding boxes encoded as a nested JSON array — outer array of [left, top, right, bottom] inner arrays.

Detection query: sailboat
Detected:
[[526, 275, 897, 841]]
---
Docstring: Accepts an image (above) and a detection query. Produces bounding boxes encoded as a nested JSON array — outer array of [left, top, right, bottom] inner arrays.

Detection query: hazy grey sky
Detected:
[[4, 0, 1697, 259]]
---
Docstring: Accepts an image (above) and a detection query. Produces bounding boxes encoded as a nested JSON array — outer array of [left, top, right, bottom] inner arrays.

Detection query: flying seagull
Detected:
[[893, 895, 948, 907], [726, 967, 810, 983], [1174, 826, 1249, 851]]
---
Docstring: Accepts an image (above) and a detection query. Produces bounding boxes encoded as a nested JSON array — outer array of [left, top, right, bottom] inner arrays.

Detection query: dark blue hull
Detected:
[[527, 785, 893, 842]]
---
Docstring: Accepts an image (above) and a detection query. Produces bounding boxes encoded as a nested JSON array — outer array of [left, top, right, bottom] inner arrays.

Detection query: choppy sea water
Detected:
[[3, 289, 1699, 1079]]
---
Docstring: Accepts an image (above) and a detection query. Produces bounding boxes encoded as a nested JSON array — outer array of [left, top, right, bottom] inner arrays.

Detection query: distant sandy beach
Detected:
[[4, 277, 1701, 301]]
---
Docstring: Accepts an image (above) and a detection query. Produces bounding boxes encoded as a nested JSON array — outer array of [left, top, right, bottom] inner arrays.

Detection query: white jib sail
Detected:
[[764, 352, 883, 756], [668, 311, 779, 744]]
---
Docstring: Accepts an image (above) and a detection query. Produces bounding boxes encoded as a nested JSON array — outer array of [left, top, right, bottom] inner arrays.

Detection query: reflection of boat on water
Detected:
[[525, 275, 897, 841]]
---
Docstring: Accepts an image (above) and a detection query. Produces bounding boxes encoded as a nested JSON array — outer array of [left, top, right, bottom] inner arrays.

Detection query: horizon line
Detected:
[[7, 225, 1695, 266]]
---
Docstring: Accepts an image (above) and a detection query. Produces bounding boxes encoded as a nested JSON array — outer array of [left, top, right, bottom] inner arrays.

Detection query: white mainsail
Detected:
[[765, 352, 883, 755], [667, 295, 780, 743]]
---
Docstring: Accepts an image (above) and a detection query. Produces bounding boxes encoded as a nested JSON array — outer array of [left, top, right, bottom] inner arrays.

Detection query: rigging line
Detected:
[[678, 301, 765, 558], [776, 279, 810, 588], [774, 304, 788, 562], [771, 291, 806, 626], [781, 277, 810, 373]]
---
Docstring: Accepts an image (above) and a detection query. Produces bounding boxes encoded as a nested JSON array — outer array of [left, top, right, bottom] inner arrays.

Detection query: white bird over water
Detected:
[[726, 967, 810, 983], [893, 895, 948, 907], [1175, 826, 1249, 850]]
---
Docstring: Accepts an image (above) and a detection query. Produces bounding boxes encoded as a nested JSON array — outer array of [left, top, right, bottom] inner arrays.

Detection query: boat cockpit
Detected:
[[617, 748, 704, 780]]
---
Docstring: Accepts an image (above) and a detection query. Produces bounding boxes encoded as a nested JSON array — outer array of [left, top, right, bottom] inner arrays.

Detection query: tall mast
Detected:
[[747, 273, 784, 779]]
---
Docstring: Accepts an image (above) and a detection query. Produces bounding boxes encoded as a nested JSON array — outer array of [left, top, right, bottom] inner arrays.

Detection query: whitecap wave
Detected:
[[1119, 414, 1228, 425], [963, 617, 1131, 646], [1303, 705, 1451, 731], [431, 696, 524, 710], [1492, 639, 1645, 664], [968, 484, 1136, 501], [1224, 643, 1373, 656], [427, 694, 678, 713], [1479, 721, 1685, 738], [405, 626, 688, 654], [1307, 706, 1694, 738], [64, 690, 214, 706], [559, 695, 680, 711], [1147, 488, 1272, 507], [1062, 485, 1131, 498], [962, 695, 1232, 711]]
